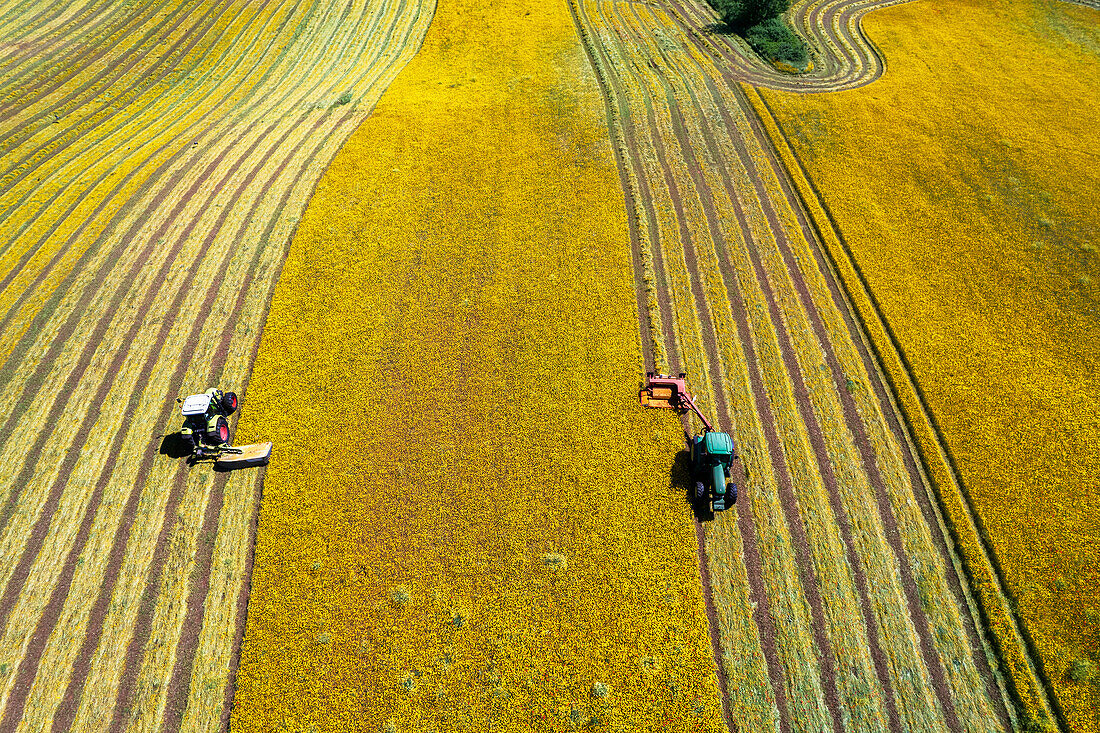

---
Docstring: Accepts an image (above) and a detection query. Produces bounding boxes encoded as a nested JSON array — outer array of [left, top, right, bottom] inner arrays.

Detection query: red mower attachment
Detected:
[[638, 372, 714, 432]]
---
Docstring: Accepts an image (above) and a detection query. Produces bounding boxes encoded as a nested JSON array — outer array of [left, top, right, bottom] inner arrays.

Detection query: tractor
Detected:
[[639, 372, 738, 514], [177, 387, 271, 468]]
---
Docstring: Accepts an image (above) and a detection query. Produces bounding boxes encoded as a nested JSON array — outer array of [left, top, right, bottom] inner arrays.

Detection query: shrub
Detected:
[[707, 0, 808, 68], [710, 0, 786, 30], [743, 17, 808, 67]]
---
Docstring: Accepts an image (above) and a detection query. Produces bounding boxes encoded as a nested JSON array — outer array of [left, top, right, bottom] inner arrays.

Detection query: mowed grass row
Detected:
[[571, 1, 793, 729], [227, 0, 730, 728], [757, 0, 1100, 728], [657, 0, 910, 91], [572, 0, 1012, 729], [0, 0, 433, 728]]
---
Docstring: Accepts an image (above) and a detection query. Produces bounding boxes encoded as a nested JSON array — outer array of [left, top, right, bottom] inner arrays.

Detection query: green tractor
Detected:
[[639, 372, 739, 515], [689, 430, 737, 513]]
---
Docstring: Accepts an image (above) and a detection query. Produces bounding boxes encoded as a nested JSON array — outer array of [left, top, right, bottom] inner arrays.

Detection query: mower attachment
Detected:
[[214, 442, 272, 469], [639, 372, 714, 432], [639, 372, 688, 410]]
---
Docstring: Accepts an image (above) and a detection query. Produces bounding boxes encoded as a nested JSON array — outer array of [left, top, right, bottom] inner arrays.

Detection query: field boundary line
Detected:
[[743, 83, 1067, 733]]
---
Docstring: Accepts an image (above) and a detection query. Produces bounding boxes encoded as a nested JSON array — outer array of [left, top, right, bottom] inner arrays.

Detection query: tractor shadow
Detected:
[[159, 432, 193, 460], [669, 446, 715, 522]]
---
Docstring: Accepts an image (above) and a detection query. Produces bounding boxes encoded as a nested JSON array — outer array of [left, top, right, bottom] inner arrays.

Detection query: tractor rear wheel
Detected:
[[222, 391, 239, 414], [212, 416, 230, 444]]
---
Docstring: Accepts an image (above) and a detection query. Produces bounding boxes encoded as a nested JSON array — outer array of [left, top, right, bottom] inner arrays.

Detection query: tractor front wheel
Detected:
[[694, 480, 706, 500], [222, 391, 239, 414]]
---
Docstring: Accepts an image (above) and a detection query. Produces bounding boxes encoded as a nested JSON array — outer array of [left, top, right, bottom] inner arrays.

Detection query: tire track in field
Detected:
[[571, 0, 1017, 730], [0, 0, 434, 729]]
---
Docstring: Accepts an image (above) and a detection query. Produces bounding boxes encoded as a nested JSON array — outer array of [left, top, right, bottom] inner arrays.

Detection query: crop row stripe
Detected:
[[0, 0, 147, 105], [598, 4, 871, 726], [646, 4, 1007, 726], [125, 5, 429, 726], [569, 2, 784, 730], [0, 0, 111, 77], [6, 0, 402, 713], [585, 0, 840, 726], [584, 4, 792, 730], [621, 19, 848, 733], [0, 0, 297, 290], [649, 16, 905, 732], [0, 0, 343, 462], [723, 77, 1013, 730], [0, 0, 310, 345], [662, 0, 912, 92], [0, 0, 211, 146], [0, 0, 286, 257], [580, 4, 1016, 730]]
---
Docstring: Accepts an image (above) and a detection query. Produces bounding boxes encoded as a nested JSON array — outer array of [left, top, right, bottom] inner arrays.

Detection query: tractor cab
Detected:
[[690, 430, 737, 513]]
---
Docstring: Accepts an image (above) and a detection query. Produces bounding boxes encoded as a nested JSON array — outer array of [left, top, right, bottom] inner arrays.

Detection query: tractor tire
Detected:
[[222, 391, 239, 414], [694, 480, 706, 500], [212, 416, 230, 445], [728, 482, 738, 505]]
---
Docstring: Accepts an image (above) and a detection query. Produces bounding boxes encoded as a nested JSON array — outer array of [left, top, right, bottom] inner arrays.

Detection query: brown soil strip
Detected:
[[719, 85, 965, 731], [567, 0, 653, 371], [573, 8, 677, 369]]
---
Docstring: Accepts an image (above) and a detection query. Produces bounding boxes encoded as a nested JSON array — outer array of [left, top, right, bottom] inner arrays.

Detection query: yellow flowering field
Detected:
[[758, 0, 1100, 728], [227, 0, 726, 727]]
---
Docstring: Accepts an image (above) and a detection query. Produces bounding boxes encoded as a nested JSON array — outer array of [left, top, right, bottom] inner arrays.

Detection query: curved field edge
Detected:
[[226, 0, 727, 727], [0, 0, 435, 728]]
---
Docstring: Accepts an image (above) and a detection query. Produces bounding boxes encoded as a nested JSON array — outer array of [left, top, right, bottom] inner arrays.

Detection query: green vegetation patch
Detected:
[[708, 0, 808, 68]]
